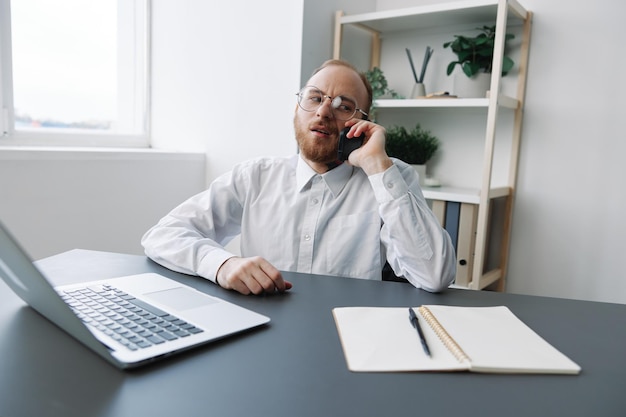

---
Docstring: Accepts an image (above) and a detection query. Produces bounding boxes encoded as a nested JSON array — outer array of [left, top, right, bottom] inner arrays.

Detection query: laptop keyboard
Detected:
[[59, 284, 204, 351]]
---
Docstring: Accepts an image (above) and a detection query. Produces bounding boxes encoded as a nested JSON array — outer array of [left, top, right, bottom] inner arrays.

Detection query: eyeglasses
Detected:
[[296, 86, 368, 121]]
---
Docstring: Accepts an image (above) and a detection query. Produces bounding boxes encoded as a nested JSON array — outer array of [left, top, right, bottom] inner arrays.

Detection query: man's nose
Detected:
[[316, 96, 335, 119]]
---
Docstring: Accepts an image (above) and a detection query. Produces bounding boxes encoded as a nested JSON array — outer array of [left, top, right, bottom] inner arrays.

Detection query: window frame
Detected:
[[0, 0, 151, 148]]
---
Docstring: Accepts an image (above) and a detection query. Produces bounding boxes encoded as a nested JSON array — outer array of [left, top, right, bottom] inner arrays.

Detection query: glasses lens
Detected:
[[331, 96, 357, 120], [297, 86, 358, 120], [298, 87, 323, 112]]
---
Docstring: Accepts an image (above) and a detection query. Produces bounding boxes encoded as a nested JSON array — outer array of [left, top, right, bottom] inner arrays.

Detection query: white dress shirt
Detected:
[[142, 154, 455, 292]]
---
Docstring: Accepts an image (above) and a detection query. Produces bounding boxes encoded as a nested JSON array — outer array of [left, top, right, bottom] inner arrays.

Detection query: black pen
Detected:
[[408, 308, 431, 357]]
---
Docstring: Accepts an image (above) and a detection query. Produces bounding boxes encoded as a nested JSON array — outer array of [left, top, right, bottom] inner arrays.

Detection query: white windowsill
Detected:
[[0, 146, 206, 161]]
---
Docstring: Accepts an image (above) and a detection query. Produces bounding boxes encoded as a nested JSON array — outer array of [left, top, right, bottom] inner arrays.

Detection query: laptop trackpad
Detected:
[[144, 287, 218, 311]]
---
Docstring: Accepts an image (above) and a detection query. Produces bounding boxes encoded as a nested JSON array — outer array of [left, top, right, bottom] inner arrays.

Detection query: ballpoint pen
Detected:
[[408, 308, 431, 357]]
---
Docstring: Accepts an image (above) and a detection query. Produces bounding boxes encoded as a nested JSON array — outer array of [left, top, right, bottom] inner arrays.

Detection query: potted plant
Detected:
[[385, 123, 440, 184], [364, 67, 402, 121], [443, 25, 515, 97]]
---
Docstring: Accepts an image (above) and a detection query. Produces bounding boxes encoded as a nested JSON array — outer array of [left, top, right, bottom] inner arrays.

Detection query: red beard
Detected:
[[294, 117, 339, 164]]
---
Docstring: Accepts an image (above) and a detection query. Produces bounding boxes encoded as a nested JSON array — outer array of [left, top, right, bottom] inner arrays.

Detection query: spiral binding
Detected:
[[418, 306, 470, 363]]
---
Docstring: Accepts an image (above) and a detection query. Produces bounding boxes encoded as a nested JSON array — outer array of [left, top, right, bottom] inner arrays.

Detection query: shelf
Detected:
[[339, 0, 528, 33], [375, 94, 519, 109], [334, 0, 532, 291], [423, 186, 510, 204]]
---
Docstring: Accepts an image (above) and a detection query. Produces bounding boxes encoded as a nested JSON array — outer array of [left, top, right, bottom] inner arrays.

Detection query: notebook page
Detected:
[[424, 305, 581, 374], [332, 307, 468, 372]]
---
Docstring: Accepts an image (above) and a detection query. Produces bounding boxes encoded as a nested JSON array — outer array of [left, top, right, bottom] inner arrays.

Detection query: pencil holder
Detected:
[[411, 83, 426, 98]]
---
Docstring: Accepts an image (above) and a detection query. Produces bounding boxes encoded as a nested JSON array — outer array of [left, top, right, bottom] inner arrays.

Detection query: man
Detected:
[[142, 59, 456, 295]]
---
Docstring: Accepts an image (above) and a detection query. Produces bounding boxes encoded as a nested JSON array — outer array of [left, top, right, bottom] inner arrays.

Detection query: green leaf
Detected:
[[443, 25, 515, 76], [446, 61, 458, 76]]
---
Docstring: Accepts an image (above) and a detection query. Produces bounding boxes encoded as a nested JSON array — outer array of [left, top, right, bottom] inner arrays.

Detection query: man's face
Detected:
[[294, 65, 368, 167]]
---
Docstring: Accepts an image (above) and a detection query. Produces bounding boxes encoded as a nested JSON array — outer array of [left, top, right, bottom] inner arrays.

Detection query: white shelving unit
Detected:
[[333, 0, 532, 290], [375, 96, 519, 109]]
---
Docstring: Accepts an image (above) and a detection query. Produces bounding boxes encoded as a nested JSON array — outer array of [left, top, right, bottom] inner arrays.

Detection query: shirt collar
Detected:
[[296, 154, 353, 197]]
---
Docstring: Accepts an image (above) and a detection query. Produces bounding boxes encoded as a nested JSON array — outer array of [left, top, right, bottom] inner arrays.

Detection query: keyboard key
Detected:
[[156, 331, 178, 341], [161, 323, 176, 331], [128, 298, 169, 317], [188, 327, 203, 334], [135, 329, 153, 337], [146, 335, 166, 344], [142, 323, 157, 331]]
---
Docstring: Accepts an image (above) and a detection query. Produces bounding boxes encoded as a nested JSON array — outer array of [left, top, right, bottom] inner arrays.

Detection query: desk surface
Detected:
[[1, 250, 625, 417]]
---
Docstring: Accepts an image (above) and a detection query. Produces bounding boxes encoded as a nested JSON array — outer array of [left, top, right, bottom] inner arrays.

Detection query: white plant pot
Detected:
[[453, 72, 491, 98], [411, 83, 426, 98]]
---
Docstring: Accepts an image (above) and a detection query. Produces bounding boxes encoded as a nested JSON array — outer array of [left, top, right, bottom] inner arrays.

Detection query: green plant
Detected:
[[365, 67, 402, 100], [364, 67, 402, 121], [443, 25, 515, 78], [385, 124, 439, 165]]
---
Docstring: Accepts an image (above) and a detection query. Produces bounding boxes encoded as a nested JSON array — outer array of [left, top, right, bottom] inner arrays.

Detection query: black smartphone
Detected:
[[337, 127, 365, 161]]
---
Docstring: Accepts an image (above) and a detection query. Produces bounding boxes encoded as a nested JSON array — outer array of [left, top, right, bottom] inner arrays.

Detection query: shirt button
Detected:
[[304, 234, 311, 241], [386, 182, 394, 189], [312, 198, 319, 205]]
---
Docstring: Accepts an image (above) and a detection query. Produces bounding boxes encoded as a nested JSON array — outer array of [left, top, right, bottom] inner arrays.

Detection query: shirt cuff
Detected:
[[196, 247, 237, 284], [368, 164, 409, 203]]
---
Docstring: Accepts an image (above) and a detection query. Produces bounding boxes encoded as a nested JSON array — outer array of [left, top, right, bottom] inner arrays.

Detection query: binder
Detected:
[[444, 201, 461, 252]]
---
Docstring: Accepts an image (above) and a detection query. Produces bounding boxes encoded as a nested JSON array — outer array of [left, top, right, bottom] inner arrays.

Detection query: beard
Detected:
[[293, 114, 339, 165]]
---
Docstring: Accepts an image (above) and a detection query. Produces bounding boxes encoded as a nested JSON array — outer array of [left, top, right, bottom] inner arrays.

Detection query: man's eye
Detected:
[[338, 103, 355, 113]]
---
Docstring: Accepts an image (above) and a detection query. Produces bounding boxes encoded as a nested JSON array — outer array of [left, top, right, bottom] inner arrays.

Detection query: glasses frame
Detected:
[[296, 86, 368, 121]]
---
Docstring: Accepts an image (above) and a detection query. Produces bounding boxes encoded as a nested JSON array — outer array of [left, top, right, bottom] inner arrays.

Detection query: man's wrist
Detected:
[[360, 155, 393, 176], [215, 256, 237, 287]]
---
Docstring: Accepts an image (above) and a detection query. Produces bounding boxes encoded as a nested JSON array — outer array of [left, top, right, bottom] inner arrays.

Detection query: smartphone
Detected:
[[337, 127, 365, 161]]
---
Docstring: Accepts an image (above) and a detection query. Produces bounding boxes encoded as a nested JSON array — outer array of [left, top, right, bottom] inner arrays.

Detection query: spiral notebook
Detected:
[[332, 305, 581, 374]]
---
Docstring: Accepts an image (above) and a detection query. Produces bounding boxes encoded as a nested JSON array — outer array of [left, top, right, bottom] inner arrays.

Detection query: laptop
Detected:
[[0, 221, 270, 369]]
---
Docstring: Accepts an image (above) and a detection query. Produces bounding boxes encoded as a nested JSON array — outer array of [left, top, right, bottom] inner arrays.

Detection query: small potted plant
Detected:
[[443, 25, 515, 97], [385, 123, 440, 184], [364, 67, 402, 121]]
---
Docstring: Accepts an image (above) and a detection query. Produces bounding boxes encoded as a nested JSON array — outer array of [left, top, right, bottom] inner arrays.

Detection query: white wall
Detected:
[[505, 0, 626, 303], [150, 0, 304, 182], [300, 0, 377, 84], [0, 148, 206, 259], [360, 0, 626, 303]]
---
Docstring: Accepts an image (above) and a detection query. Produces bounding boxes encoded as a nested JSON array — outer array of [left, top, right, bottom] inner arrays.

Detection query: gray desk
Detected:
[[1, 250, 625, 417]]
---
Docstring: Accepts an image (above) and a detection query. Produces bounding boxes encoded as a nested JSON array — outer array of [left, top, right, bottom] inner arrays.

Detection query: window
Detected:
[[0, 0, 150, 147]]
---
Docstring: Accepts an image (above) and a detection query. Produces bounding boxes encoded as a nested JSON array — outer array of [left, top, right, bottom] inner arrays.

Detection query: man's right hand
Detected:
[[215, 256, 292, 295]]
